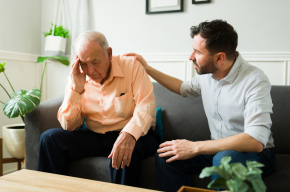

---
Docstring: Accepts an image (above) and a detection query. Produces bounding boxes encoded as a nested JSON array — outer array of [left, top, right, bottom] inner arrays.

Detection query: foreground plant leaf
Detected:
[[199, 166, 219, 178], [3, 89, 41, 118], [208, 177, 228, 190], [37, 56, 70, 66]]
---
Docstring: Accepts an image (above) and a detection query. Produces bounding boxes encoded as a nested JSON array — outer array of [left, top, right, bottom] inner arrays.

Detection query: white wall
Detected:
[[41, 0, 290, 100], [0, 0, 41, 173], [0, 0, 41, 54]]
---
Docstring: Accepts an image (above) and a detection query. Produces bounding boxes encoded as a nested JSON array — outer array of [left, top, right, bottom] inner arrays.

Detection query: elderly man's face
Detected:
[[77, 40, 112, 84]]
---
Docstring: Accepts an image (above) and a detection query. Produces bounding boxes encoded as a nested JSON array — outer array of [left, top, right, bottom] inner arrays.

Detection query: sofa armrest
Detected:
[[25, 95, 64, 170]]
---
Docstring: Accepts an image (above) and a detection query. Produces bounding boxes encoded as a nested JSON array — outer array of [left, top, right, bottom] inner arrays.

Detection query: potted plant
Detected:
[[1, 56, 69, 159], [43, 23, 70, 57], [199, 156, 266, 192]]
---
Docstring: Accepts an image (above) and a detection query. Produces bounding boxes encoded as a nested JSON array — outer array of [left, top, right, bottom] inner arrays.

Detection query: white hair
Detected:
[[74, 31, 109, 54]]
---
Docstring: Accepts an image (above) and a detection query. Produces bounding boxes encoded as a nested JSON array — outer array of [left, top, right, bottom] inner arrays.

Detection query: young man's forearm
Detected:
[[195, 133, 264, 156], [147, 65, 183, 95]]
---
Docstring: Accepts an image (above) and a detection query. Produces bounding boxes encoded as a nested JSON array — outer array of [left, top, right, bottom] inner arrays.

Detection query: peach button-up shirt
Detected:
[[57, 55, 156, 141]]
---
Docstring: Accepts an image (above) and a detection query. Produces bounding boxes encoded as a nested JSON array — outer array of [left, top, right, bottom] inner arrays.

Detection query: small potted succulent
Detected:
[[199, 156, 266, 192]]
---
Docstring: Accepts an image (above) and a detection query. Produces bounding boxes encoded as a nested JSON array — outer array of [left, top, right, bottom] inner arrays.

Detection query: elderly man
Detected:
[[125, 20, 276, 191], [37, 31, 160, 187]]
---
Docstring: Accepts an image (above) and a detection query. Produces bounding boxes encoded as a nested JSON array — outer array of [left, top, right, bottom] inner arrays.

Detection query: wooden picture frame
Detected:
[[146, 0, 184, 14], [192, 0, 211, 4]]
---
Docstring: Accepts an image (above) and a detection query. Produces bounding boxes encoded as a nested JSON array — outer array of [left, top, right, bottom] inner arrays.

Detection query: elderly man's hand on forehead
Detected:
[[71, 55, 86, 94]]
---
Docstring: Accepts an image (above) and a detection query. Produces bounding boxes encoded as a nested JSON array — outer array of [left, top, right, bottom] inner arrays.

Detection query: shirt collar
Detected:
[[215, 52, 242, 84], [87, 56, 125, 85]]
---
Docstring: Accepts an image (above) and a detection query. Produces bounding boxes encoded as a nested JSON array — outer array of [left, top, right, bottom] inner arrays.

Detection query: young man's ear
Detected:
[[216, 52, 226, 65]]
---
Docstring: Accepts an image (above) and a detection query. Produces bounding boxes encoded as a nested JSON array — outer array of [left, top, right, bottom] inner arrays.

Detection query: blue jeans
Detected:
[[155, 148, 276, 192]]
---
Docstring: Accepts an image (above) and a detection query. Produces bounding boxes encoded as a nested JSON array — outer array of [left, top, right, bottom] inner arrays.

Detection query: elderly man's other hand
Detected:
[[157, 139, 199, 163], [108, 132, 136, 170], [71, 55, 86, 94], [123, 53, 149, 72]]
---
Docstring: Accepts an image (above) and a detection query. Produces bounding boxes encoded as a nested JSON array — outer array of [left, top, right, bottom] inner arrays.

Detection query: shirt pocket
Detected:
[[114, 91, 135, 118]]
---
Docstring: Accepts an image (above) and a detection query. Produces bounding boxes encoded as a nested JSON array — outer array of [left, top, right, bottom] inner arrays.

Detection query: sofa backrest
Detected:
[[269, 86, 290, 154], [153, 83, 290, 155]]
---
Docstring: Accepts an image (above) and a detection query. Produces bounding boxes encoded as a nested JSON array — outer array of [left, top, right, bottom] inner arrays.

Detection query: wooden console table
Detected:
[[0, 138, 24, 176]]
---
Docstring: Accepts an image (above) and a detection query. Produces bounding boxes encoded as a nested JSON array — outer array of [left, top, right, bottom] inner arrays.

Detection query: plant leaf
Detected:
[[231, 163, 247, 180], [37, 56, 70, 66], [221, 156, 232, 177], [0, 62, 5, 73], [3, 89, 41, 118], [199, 166, 220, 178], [227, 178, 249, 192], [248, 179, 267, 192], [246, 161, 265, 169], [208, 177, 228, 190]]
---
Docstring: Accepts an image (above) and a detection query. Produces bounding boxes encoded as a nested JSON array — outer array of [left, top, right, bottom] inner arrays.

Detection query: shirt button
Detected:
[[104, 102, 106, 105], [104, 116, 106, 119], [77, 99, 80, 101]]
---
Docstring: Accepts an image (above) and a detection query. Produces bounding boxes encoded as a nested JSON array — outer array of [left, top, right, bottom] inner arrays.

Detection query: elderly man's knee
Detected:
[[39, 128, 63, 145]]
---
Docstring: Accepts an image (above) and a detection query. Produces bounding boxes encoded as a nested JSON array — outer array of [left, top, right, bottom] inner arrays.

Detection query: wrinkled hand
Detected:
[[71, 55, 86, 94], [157, 139, 198, 163], [123, 53, 149, 72], [108, 132, 136, 169]]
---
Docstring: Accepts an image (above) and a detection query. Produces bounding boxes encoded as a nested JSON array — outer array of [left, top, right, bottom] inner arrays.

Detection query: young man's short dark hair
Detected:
[[190, 20, 238, 61]]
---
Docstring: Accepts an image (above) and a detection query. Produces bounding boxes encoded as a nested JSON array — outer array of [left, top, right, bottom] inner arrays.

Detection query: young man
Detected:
[[125, 20, 276, 192], [37, 31, 160, 187]]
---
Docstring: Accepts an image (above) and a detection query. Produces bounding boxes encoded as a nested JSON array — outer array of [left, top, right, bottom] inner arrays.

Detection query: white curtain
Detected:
[[70, 0, 90, 63]]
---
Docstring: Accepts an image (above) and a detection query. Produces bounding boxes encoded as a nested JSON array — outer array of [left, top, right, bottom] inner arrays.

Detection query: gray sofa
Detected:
[[25, 83, 290, 192]]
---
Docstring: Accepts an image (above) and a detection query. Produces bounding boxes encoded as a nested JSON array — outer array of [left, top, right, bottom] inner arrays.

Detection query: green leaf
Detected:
[[43, 23, 69, 38], [208, 177, 228, 190], [221, 156, 231, 165], [248, 179, 266, 192], [221, 156, 232, 177], [199, 166, 219, 178], [0, 62, 5, 73], [246, 161, 265, 169], [37, 56, 70, 66], [227, 178, 249, 192], [231, 163, 247, 180], [248, 167, 263, 175], [3, 89, 41, 118]]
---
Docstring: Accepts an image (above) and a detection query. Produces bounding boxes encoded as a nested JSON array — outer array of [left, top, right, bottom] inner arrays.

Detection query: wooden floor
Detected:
[[0, 169, 160, 192]]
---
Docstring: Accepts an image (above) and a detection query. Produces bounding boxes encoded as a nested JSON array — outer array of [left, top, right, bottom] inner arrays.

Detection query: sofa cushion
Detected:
[[263, 154, 290, 192]]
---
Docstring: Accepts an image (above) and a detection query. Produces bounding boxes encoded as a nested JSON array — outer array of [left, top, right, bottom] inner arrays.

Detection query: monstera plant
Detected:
[[1, 56, 69, 159], [1, 56, 69, 123]]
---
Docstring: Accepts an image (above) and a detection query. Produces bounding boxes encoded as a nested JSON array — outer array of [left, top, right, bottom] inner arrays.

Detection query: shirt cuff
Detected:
[[67, 88, 85, 103], [180, 81, 187, 97], [122, 111, 155, 141], [244, 125, 271, 148]]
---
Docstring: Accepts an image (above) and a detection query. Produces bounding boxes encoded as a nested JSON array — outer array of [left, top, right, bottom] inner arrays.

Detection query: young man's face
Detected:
[[77, 40, 112, 83], [189, 34, 217, 75]]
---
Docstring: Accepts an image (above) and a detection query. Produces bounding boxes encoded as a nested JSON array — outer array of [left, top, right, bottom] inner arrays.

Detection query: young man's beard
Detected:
[[194, 59, 218, 75]]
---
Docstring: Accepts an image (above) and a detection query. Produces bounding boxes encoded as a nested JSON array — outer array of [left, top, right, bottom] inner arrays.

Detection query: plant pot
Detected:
[[2, 124, 25, 159], [44, 35, 67, 56]]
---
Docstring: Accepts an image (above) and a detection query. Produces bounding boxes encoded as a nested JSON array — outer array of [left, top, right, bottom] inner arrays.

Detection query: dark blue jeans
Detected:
[[155, 148, 276, 192], [37, 127, 160, 187]]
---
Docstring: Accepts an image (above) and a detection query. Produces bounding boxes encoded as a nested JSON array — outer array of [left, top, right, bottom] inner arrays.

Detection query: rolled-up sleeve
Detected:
[[121, 61, 156, 141], [180, 76, 201, 98], [244, 74, 273, 147], [57, 77, 85, 131]]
